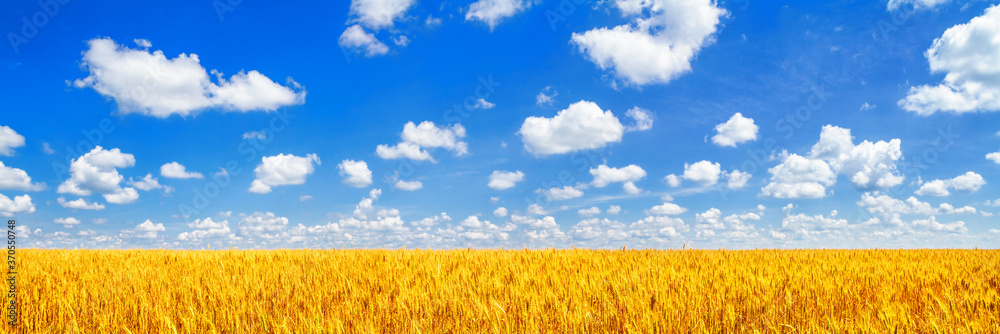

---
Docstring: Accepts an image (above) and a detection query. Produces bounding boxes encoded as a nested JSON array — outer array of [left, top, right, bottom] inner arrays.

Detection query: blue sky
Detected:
[[1, 0, 998, 249]]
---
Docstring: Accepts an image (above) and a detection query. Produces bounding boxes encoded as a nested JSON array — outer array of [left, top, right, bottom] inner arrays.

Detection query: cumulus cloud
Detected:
[[537, 185, 585, 201], [683, 160, 722, 186], [0, 125, 25, 156], [590, 164, 646, 191], [858, 192, 977, 220], [780, 205, 848, 232], [663, 174, 681, 187], [56, 146, 140, 204], [54, 217, 81, 228], [646, 202, 687, 216], [121, 220, 165, 239], [72, 38, 305, 118], [249, 154, 321, 194], [57, 197, 105, 210], [898, 5, 1000, 115], [712, 113, 759, 147], [607, 205, 622, 215], [915, 172, 986, 196], [578, 206, 601, 217], [339, 25, 390, 57], [237, 212, 289, 239], [493, 207, 508, 217], [348, 0, 415, 30], [466, 0, 532, 30], [160, 162, 203, 179], [377, 121, 468, 162], [394, 180, 423, 191], [488, 170, 524, 190], [536, 86, 557, 106], [726, 170, 751, 189], [625, 107, 654, 132], [570, 0, 727, 86], [0, 194, 34, 216], [0, 161, 45, 191], [519, 101, 624, 155], [887, 0, 951, 12], [338, 159, 372, 188], [179, 217, 238, 241], [761, 126, 904, 198], [988, 152, 1000, 164]]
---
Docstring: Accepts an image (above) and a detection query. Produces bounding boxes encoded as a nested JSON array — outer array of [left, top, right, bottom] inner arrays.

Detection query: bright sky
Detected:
[[1, 0, 999, 249]]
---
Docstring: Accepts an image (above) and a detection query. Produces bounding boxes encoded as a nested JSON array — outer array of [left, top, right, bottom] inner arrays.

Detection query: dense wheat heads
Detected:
[[2, 249, 998, 333]]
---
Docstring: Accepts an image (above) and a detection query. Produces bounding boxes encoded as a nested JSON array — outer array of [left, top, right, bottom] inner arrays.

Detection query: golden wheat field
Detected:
[[2, 249, 998, 333]]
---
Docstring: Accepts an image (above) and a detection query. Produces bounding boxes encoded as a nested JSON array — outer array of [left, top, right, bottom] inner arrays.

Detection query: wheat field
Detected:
[[3, 249, 998, 333]]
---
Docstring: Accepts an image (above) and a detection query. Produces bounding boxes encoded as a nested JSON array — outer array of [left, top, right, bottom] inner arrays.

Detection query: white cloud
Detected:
[[519, 101, 625, 156], [646, 202, 687, 216], [377, 121, 468, 162], [760, 154, 835, 199], [537, 185, 585, 201], [899, 5, 1000, 115], [412, 213, 451, 227], [761, 126, 903, 198], [57, 197, 105, 210], [57, 146, 140, 204], [887, 0, 951, 12], [988, 152, 1000, 164], [339, 25, 390, 57], [299, 195, 313, 202], [915, 172, 986, 196], [711, 113, 759, 147], [122, 219, 165, 239], [242, 131, 267, 140], [237, 212, 289, 239], [466, 0, 532, 30], [536, 86, 557, 106], [488, 170, 525, 190], [493, 207, 508, 217], [570, 0, 727, 86], [726, 170, 751, 189], [623, 181, 641, 194], [607, 205, 622, 215], [54, 217, 81, 228], [858, 192, 978, 219], [338, 159, 372, 188], [590, 164, 646, 188], [248, 153, 321, 194], [780, 206, 848, 232], [912, 216, 967, 233], [0, 125, 25, 156], [683, 160, 722, 186], [527, 204, 547, 215], [394, 180, 423, 191], [72, 38, 305, 118], [42, 142, 54, 155], [471, 98, 495, 109], [104, 187, 139, 204], [128, 174, 165, 191], [625, 107, 654, 132], [179, 217, 238, 241], [0, 161, 45, 191], [348, 0, 415, 30], [663, 174, 681, 187], [578, 206, 601, 217], [629, 215, 686, 238], [160, 162, 203, 179]]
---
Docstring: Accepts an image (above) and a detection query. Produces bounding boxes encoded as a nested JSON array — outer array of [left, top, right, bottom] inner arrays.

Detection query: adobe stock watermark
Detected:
[[7, 0, 72, 54], [213, 0, 244, 21], [177, 109, 296, 217]]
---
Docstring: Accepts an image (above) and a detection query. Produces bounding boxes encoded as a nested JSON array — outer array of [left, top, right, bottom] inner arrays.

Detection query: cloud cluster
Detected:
[[56, 146, 139, 204], [72, 38, 305, 117], [519, 101, 624, 155], [762, 126, 903, 198], [377, 121, 468, 162], [570, 0, 727, 86], [249, 154, 321, 194], [899, 5, 1000, 115]]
